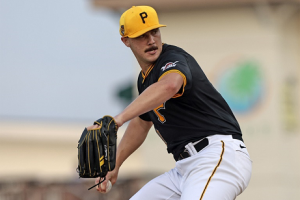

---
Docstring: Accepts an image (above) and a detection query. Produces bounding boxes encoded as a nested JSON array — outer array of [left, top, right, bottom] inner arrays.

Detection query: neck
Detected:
[[140, 62, 154, 74]]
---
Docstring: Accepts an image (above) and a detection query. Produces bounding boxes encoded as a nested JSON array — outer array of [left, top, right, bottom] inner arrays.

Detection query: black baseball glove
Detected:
[[77, 115, 118, 190]]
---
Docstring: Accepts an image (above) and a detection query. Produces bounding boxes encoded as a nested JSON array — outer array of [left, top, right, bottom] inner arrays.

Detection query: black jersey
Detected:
[[137, 44, 242, 160]]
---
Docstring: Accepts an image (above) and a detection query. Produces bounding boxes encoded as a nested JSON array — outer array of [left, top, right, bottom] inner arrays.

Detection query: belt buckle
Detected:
[[178, 149, 190, 161], [183, 148, 189, 154]]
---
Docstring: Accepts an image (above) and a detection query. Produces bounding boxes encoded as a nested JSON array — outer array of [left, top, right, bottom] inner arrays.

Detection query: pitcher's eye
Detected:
[[151, 29, 158, 34]]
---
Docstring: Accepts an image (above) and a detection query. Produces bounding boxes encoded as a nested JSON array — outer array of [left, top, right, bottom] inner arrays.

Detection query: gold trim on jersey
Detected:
[[141, 64, 155, 84], [199, 141, 225, 200], [158, 69, 187, 98]]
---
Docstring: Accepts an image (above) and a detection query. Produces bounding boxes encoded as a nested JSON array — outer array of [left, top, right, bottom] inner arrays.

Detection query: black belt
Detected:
[[232, 134, 243, 142], [177, 138, 209, 161], [177, 134, 243, 161]]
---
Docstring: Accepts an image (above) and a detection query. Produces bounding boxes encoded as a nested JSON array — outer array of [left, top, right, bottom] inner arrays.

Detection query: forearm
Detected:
[[115, 117, 152, 169], [115, 76, 181, 126]]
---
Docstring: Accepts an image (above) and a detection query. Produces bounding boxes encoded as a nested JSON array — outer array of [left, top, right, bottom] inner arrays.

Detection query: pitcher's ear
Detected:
[[121, 37, 130, 47]]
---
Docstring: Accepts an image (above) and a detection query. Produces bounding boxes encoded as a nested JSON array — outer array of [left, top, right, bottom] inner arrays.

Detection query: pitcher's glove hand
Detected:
[[77, 115, 118, 190]]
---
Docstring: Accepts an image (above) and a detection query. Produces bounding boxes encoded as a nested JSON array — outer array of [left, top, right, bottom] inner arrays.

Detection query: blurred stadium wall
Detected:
[[1, 0, 299, 199]]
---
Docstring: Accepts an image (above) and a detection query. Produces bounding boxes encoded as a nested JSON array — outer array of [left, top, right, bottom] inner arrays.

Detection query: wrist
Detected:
[[114, 114, 125, 127]]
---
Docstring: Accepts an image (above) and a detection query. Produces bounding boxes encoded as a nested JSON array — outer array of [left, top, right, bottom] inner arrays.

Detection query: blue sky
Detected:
[[0, 0, 136, 122]]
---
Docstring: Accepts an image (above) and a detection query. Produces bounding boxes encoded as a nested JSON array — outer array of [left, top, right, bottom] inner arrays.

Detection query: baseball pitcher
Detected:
[[82, 5, 252, 200]]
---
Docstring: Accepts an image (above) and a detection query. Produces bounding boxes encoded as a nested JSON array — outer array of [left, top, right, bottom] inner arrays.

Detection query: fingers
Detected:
[[95, 177, 101, 185], [95, 172, 115, 193], [96, 178, 108, 193], [95, 169, 119, 193], [87, 124, 99, 131]]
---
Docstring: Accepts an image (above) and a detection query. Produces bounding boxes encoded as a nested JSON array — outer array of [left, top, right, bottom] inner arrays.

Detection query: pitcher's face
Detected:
[[122, 28, 163, 66]]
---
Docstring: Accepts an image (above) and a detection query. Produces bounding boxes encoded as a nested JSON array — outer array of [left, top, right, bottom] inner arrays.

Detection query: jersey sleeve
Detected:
[[157, 52, 192, 98]]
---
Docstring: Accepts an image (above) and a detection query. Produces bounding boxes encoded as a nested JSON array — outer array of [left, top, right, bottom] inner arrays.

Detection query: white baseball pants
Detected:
[[130, 134, 252, 200]]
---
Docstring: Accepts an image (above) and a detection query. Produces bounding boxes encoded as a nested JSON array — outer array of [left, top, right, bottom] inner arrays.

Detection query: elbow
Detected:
[[159, 72, 184, 97], [164, 81, 182, 96]]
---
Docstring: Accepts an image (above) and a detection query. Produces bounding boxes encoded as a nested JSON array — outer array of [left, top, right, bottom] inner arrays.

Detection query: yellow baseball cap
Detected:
[[119, 6, 166, 38]]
